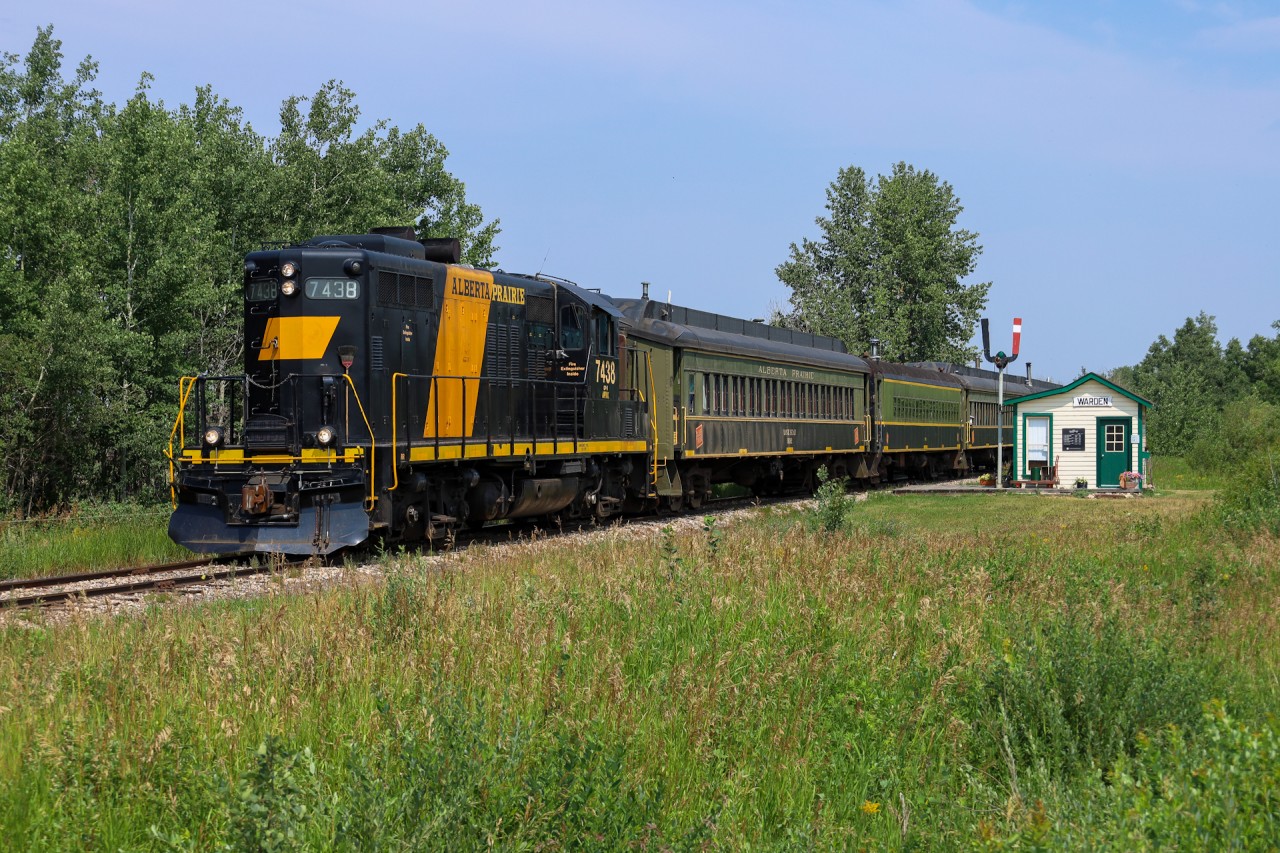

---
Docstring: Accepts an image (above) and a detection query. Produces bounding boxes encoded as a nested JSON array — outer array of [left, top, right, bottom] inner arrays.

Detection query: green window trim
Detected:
[[1020, 412, 1054, 478]]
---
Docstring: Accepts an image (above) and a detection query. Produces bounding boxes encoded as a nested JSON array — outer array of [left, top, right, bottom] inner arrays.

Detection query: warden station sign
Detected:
[[1073, 395, 1112, 407]]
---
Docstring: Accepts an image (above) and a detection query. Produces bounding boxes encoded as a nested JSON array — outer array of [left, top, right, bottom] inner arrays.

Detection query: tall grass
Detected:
[[0, 490, 1276, 848], [0, 502, 191, 580]]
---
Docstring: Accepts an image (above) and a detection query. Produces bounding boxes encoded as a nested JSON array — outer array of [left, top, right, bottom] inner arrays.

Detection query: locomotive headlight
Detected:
[[316, 426, 336, 446], [203, 426, 225, 448], [280, 279, 298, 296], [280, 262, 297, 278]]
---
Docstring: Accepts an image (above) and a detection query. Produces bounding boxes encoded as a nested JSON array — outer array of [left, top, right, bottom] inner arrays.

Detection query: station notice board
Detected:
[[1062, 428, 1085, 451]]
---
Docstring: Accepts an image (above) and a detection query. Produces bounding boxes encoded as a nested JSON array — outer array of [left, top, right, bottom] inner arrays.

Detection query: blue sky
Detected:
[[4, 0, 1278, 382]]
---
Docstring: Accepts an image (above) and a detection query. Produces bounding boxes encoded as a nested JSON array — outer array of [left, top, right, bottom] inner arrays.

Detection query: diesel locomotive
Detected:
[[166, 228, 1056, 555]]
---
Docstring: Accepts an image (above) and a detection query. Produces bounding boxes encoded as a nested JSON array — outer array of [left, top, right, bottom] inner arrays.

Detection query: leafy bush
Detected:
[[229, 738, 318, 853], [1189, 397, 1280, 472], [977, 703, 1280, 849], [1211, 451, 1280, 535], [812, 465, 855, 532]]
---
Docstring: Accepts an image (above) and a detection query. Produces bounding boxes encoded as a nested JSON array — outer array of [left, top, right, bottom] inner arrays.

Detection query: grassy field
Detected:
[[1, 485, 1277, 849], [0, 503, 189, 581]]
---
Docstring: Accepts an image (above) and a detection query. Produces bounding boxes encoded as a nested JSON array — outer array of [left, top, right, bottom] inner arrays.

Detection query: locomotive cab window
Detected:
[[594, 311, 615, 356], [560, 305, 586, 350]]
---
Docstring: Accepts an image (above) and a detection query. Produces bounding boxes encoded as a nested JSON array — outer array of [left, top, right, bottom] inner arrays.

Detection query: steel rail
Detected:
[[0, 555, 250, 594]]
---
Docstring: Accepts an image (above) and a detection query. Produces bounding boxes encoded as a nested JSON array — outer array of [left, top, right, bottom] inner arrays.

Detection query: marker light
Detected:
[[281, 279, 298, 296], [203, 426, 225, 448], [316, 426, 336, 446]]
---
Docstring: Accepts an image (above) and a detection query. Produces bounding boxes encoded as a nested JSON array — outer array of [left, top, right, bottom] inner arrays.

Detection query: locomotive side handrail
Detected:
[[645, 349, 659, 496], [388, 372, 605, 493]]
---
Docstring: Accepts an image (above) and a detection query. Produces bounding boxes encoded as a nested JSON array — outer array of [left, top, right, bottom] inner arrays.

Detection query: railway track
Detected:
[[0, 492, 824, 612], [0, 556, 304, 610]]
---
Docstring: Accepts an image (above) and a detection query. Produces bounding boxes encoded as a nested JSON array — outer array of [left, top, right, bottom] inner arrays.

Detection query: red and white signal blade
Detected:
[[1012, 317, 1022, 356]]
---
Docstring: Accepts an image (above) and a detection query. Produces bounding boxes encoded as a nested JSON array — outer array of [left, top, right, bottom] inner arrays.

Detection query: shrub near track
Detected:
[[0, 490, 1276, 849]]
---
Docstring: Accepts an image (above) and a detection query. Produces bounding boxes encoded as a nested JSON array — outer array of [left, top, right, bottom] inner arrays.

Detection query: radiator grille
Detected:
[[377, 272, 434, 309], [245, 414, 292, 450], [526, 294, 554, 325]]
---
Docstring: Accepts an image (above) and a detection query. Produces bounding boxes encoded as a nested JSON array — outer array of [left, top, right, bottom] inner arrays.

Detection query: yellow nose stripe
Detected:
[[258, 317, 340, 361]]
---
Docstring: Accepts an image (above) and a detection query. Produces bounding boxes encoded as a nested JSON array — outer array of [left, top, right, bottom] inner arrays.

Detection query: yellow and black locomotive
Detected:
[[167, 228, 1056, 555]]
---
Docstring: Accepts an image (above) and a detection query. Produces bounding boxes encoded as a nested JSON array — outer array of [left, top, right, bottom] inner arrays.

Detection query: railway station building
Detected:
[[1007, 372, 1152, 490]]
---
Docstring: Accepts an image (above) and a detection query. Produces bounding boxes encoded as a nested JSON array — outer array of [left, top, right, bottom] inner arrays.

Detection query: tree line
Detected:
[[1110, 313, 1280, 461], [0, 27, 498, 513]]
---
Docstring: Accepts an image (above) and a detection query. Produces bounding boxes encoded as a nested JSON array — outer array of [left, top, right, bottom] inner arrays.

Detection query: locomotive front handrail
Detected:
[[169, 373, 376, 498], [166, 375, 203, 507], [340, 373, 378, 511]]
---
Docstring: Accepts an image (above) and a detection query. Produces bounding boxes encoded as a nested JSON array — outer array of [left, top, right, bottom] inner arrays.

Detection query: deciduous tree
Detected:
[[776, 163, 989, 363]]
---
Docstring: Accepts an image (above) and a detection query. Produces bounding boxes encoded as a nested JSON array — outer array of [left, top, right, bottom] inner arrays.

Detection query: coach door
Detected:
[[1096, 418, 1130, 488]]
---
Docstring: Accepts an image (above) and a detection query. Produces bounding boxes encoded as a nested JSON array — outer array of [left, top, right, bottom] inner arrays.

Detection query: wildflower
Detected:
[[861, 800, 880, 815]]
